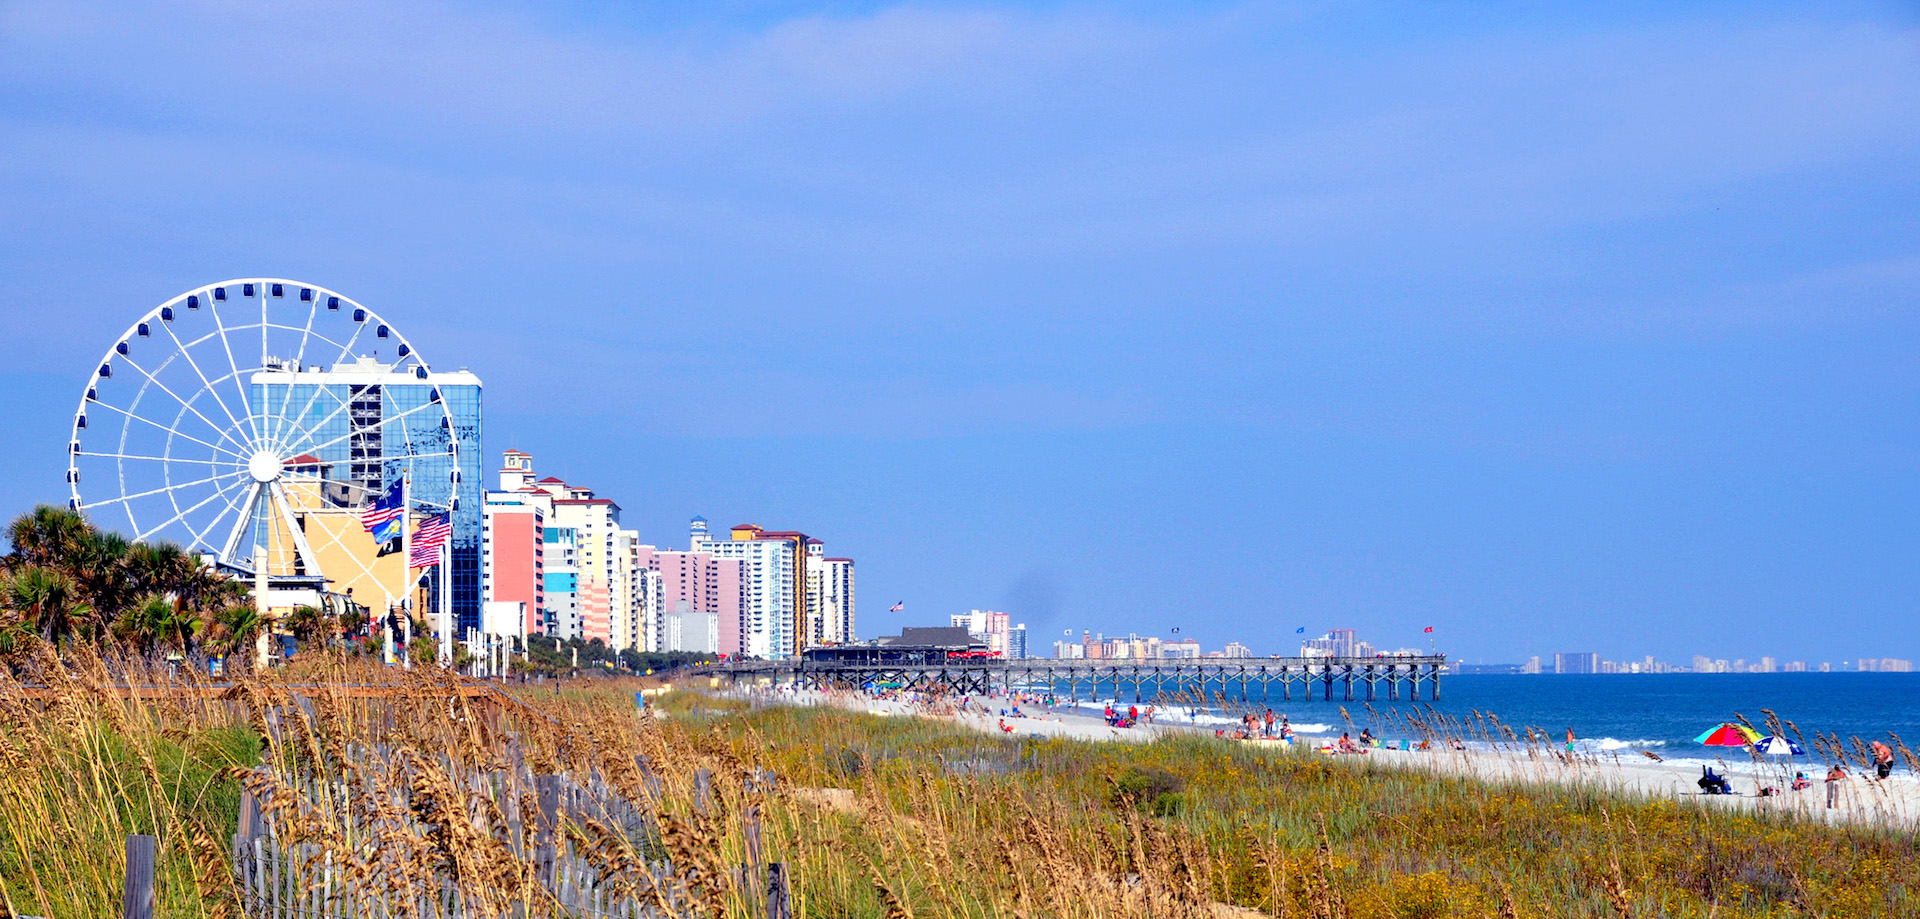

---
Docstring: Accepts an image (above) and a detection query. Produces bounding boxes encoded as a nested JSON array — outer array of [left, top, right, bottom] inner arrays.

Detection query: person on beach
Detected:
[[1791, 772, 1812, 791], [1359, 728, 1374, 748], [1263, 708, 1275, 737], [1128, 704, 1139, 724], [1872, 741, 1895, 779], [1825, 764, 1847, 808], [1565, 728, 1576, 754]]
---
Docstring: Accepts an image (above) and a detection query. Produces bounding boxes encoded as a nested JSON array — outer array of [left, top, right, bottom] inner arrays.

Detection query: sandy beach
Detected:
[[735, 684, 1920, 827]]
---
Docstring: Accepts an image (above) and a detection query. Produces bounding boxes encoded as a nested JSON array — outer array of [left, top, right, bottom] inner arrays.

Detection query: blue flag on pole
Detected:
[[361, 479, 405, 553]]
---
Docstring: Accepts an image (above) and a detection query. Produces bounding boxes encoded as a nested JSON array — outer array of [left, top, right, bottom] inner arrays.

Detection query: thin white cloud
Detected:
[[3, 0, 1919, 438]]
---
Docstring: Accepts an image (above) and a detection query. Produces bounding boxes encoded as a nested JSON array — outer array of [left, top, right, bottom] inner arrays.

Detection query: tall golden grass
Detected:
[[5, 655, 1918, 919], [673, 688, 1920, 919]]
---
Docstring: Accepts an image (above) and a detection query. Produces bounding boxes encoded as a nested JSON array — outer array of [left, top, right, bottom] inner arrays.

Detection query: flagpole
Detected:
[[438, 528, 453, 666], [400, 471, 412, 670]]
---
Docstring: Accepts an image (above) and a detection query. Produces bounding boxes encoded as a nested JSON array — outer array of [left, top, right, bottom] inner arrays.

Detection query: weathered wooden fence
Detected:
[[231, 757, 790, 919], [225, 687, 791, 919]]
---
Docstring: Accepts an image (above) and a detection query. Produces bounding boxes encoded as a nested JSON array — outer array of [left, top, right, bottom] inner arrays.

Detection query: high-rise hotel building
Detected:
[[255, 356, 482, 632], [479, 451, 855, 659]]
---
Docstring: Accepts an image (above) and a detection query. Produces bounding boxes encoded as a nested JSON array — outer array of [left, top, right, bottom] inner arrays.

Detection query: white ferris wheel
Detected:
[[67, 279, 459, 596]]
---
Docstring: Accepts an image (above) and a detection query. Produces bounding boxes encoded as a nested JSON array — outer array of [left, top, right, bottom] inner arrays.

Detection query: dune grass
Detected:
[[0, 650, 258, 919], [1, 659, 1913, 919], [661, 687, 1916, 918]]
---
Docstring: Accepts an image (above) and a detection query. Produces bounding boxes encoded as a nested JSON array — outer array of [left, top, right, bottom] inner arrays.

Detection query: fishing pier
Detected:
[[704, 654, 1447, 703]]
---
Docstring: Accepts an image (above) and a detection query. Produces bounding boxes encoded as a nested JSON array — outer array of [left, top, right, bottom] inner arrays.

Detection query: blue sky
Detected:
[[2, 1, 1917, 663]]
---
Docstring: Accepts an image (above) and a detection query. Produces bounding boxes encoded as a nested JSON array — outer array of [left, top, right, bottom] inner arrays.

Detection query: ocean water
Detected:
[[1033, 673, 1920, 761]]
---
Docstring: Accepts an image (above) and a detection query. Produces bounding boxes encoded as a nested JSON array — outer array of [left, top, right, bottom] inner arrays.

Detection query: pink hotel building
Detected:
[[483, 450, 748, 655], [634, 521, 744, 657], [481, 451, 545, 637]]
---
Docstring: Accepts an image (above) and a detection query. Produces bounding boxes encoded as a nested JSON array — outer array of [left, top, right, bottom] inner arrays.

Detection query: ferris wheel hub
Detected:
[[247, 450, 284, 483]]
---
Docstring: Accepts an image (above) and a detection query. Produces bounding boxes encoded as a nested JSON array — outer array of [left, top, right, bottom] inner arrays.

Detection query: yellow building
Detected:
[[257, 456, 416, 616]]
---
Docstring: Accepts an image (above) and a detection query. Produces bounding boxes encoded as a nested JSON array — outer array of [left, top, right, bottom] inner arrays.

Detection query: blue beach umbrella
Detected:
[[1752, 735, 1804, 756]]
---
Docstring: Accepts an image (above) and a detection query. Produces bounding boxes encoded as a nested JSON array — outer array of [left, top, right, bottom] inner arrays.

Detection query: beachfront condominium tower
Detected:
[[525, 475, 622, 646], [543, 526, 581, 639], [804, 539, 856, 645], [480, 450, 662, 651], [636, 518, 745, 655], [482, 450, 546, 637], [252, 356, 482, 632], [612, 529, 657, 652], [692, 525, 802, 659]]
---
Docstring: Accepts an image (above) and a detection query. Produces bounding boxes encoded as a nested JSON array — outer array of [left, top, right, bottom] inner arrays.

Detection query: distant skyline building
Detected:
[[636, 519, 745, 656], [953, 610, 1016, 656], [1554, 652, 1599, 675], [1302, 628, 1375, 659], [653, 519, 853, 659], [1161, 638, 1202, 659]]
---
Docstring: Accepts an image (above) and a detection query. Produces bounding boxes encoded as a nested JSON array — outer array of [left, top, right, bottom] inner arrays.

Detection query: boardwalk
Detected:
[[704, 655, 1446, 703]]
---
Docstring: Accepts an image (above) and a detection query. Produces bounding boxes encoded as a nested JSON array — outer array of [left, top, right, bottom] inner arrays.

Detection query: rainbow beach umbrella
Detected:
[[1694, 722, 1761, 747]]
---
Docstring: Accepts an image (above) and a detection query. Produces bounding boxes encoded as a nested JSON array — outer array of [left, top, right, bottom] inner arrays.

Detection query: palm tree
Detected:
[[4, 566, 90, 644], [67, 529, 131, 639], [283, 604, 336, 649], [3, 506, 251, 656], [4, 506, 88, 572], [111, 594, 203, 657], [112, 595, 171, 656], [209, 603, 266, 660], [0, 616, 37, 659]]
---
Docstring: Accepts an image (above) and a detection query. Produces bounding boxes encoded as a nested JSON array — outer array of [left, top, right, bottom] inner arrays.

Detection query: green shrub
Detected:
[[1111, 764, 1185, 814]]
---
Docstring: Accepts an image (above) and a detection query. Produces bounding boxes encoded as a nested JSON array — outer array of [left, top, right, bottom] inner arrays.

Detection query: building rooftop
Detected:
[[878, 626, 980, 649]]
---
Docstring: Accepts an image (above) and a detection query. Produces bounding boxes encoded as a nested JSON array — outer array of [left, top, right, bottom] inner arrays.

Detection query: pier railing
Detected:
[[703, 654, 1446, 703]]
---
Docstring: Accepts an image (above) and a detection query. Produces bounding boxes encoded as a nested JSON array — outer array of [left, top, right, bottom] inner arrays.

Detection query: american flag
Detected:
[[888, 601, 904, 613], [360, 479, 404, 537], [409, 513, 452, 568]]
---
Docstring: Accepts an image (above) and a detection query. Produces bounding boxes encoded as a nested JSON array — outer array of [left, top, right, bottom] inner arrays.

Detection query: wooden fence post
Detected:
[[238, 787, 263, 839], [535, 774, 560, 886], [122, 834, 156, 919], [765, 863, 792, 919]]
